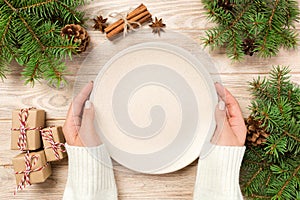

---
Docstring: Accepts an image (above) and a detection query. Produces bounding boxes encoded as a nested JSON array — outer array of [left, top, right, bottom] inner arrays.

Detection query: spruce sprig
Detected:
[[202, 0, 300, 60], [241, 66, 300, 199], [0, 0, 85, 86]]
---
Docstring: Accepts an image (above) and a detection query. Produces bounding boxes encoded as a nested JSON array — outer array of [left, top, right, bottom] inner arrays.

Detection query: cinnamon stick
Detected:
[[105, 19, 123, 34], [130, 10, 150, 23], [105, 4, 152, 39], [127, 4, 147, 20], [106, 10, 151, 39], [105, 4, 147, 33], [132, 13, 152, 29]]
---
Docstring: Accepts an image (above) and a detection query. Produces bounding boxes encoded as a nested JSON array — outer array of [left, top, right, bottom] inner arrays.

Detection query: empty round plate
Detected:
[[91, 42, 217, 174]]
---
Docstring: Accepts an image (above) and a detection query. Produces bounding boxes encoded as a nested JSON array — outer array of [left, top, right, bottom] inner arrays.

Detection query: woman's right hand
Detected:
[[213, 83, 247, 147]]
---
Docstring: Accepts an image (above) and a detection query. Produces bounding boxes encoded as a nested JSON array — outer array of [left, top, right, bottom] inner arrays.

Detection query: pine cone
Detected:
[[218, 0, 235, 11], [245, 116, 270, 146], [61, 24, 90, 53], [242, 38, 257, 56]]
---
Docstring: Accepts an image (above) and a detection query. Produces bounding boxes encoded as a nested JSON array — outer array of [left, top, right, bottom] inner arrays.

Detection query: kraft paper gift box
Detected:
[[11, 108, 45, 150], [41, 126, 67, 162], [12, 150, 52, 185]]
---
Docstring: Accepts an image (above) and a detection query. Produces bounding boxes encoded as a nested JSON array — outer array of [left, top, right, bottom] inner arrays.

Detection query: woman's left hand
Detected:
[[63, 81, 102, 147]]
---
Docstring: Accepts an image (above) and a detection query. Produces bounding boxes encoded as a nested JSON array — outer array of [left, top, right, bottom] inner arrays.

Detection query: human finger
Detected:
[[228, 116, 247, 145], [215, 83, 243, 119], [79, 101, 102, 147], [211, 101, 226, 144], [63, 81, 93, 145], [72, 81, 94, 117], [213, 100, 241, 146], [63, 103, 80, 142]]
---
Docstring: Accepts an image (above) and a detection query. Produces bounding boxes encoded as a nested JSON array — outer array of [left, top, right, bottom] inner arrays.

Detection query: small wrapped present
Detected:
[[11, 108, 45, 150], [41, 126, 67, 162], [12, 150, 52, 194]]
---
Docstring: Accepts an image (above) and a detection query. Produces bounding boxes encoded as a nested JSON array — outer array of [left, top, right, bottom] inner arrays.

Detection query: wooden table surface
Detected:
[[1, 0, 299, 199]]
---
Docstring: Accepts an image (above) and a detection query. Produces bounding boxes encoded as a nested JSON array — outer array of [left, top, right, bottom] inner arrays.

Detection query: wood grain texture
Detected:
[[1, 31, 299, 119], [0, 0, 300, 199], [0, 160, 198, 200]]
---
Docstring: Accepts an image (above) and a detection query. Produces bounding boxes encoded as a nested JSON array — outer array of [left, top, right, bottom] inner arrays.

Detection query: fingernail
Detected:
[[85, 100, 91, 109], [218, 100, 225, 110], [90, 80, 94, 84], [215, 82, 223, 87]]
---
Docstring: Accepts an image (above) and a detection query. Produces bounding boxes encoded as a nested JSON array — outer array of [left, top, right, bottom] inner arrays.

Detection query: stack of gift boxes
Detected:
[[11, 108, 67, 193]]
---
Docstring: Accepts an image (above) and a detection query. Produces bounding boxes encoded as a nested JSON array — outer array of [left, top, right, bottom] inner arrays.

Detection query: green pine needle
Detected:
[[0, 0, 85, 86], [241, 66, 300, 199], [202, 0, 300, 60]]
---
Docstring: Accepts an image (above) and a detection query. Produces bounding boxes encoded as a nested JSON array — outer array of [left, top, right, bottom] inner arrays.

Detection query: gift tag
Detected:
[[91, 42, 217, 174]]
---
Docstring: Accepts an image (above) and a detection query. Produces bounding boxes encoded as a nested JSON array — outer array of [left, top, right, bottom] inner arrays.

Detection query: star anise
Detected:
[[93, 15, 108, 33], [149, 17, 166, 36]]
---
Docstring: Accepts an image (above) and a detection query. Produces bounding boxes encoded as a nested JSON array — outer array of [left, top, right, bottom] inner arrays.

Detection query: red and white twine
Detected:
[[41, 127, 66, 160], [11, 108, 41, 151], [14, 151, 48, 195]]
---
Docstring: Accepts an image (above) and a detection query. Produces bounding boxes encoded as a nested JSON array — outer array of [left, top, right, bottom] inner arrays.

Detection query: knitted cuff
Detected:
[[194, 145, 246, 200], [63, 144, 117, 200]]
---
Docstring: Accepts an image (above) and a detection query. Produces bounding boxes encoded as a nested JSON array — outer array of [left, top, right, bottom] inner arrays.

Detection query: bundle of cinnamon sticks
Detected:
[[105, 4, 152, 40]]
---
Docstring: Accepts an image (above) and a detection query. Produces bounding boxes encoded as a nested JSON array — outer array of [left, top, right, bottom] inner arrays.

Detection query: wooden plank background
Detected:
[[0, 0, 299, 199]]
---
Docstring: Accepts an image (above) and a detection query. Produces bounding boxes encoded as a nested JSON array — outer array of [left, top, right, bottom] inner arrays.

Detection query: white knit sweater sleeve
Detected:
[[63, 143, 244, 200], [193, 145, 246, 200], [63, 144, 117, 200]]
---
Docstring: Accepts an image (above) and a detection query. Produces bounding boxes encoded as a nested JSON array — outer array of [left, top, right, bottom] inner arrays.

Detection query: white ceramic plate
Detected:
[[91, 42, 217, 174]]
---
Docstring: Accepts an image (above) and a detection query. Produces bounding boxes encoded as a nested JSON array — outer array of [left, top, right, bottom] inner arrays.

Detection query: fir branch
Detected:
[[0, 15, 12, 45], [268, 0, 280, 29], [242, 66, 300, 199], [276, 164, 300, 198], [265, 134, 286, 159], [3, 0, 16, 12], [43, 52, 67, 82], [21, 55, 42, 85], [18, 13, 45, 50], [266, 174, 272, 186], [250, 77, 273, 102], [227, 30, 243, 60], [244, 159, 268, 166], [205, 2, 250, 46], [249, 145, 264, 159], [18, 0, 56, 11], [285, 0, 300, 26], [245, 167, 263, 188], [276, 68, 283, 102], [51, 63, 63, 79], [0, 0, 85, 85], [261, 0, 285, 56], [56, 1, 81, 22], [47, 45, 77, 50], [0, 59, 8, 80], [284, 131, 300, 142], [202, 0, 300, 60], [43, 27, 55, 35], [250, 194, 272, 199], [28, 61, 41, 84]]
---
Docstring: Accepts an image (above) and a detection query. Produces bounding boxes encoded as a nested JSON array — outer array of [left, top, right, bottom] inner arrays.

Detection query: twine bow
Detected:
[[11, 108, 41, 151], [109, 10, 142, 37], [14, 151, 48, 195], [41, 127, 66, 160]]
